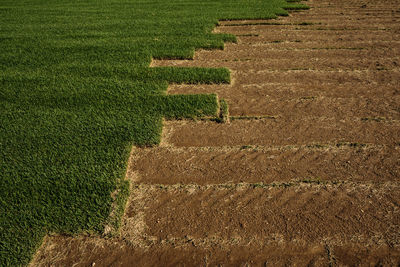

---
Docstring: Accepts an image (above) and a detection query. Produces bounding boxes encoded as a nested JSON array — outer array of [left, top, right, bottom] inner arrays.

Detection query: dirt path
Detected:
[[32, 0, 400, 265]]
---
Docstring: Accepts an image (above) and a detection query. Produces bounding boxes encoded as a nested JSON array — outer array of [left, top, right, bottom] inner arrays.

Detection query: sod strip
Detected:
[[0, 0, 307, 265]]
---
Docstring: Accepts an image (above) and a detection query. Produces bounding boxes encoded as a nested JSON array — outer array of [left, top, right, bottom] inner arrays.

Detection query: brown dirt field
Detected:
[[164, 119, 400, 146], [129, 146, 400, 185], [31, 0, 400, 266]]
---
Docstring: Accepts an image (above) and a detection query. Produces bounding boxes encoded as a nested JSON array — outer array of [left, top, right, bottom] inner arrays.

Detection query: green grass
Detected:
[[0, 0, 307, 265]]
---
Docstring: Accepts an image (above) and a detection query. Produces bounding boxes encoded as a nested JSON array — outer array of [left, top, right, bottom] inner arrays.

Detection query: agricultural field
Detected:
[[32, 0, 400, 265], [0, 0, 309, 265]]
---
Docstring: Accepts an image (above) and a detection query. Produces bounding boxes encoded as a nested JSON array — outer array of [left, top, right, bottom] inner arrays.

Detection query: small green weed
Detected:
[[361, 117, 386, 122], [336, 142, 367, 148], [298, 22, 314, 25]]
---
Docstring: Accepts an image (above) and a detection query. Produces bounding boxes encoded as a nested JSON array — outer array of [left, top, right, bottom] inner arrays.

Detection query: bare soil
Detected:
[[129, 146, 400, 185], [31, 0, 400, 265], [164, 119, 400, 147]]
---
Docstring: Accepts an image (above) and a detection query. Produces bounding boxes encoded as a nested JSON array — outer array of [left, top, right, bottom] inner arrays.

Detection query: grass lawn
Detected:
[[0, 0, 307, 265]]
